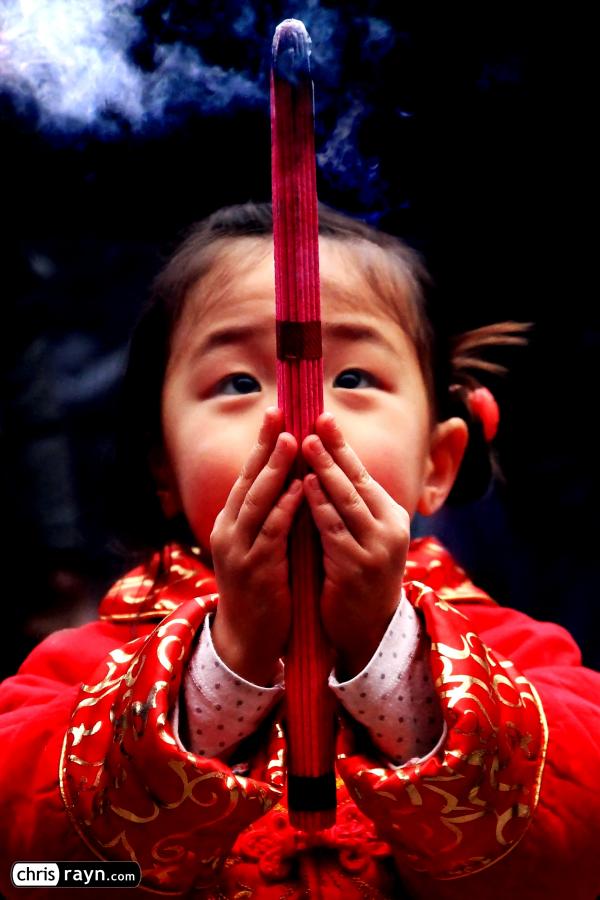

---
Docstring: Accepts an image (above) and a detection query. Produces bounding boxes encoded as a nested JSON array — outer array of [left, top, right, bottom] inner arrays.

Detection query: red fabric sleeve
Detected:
[[335, 584, 600, 899], [0, 619, 150, 897], [0, 600, 285, 898]]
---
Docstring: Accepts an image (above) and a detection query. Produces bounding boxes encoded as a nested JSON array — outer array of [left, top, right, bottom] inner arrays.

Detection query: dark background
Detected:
[[1, 4, 597, 678]]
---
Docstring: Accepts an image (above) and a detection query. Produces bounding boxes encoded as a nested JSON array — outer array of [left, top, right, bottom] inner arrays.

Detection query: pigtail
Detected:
[[444, 321, 531, 505], [451, 321, 531, 380]]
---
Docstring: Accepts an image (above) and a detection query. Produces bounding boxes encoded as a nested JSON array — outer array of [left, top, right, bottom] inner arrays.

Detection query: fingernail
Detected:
[[289, 479, 302, 494], [309, 436, 324, 453]]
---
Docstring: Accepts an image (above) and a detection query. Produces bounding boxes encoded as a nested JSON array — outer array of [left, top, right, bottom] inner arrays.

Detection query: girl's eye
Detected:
[[216, 373, 261, 395], [333, 368, 377, 390]]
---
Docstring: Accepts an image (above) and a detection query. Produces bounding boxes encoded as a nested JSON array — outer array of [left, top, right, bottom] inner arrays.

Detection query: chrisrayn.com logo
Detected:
[[11, 861, 141, 888]]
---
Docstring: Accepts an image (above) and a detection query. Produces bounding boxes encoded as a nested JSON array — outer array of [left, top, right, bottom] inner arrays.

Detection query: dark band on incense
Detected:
[[286, 773, 337, 812], [276, 320, 322, 360]]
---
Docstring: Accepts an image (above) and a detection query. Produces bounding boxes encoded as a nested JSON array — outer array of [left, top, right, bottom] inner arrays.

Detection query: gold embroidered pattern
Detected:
[[60, 583, 283, 895], [337, 578, 548, 881]]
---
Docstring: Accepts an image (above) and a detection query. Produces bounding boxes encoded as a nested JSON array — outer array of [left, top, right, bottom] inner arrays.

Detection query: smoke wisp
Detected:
[[0, 0, 269, 133], [1, 0, 404, 214]]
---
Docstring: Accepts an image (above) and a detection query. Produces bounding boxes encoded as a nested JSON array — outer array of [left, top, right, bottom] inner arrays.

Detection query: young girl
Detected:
[[1, 203, 598, 900]]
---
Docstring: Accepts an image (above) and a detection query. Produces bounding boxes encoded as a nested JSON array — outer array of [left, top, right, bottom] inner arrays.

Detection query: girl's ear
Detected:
[[148, 446, 182, 519], [417, 417, 469, 516]]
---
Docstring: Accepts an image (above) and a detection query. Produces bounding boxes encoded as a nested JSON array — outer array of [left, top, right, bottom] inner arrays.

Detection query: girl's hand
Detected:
[[302, 413, 410, 678], [210, 407, 302, 686]]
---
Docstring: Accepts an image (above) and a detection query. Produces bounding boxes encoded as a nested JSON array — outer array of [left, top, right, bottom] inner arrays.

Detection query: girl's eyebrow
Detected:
[[191, 321, 272, 361], [325, 322, 398, 355]]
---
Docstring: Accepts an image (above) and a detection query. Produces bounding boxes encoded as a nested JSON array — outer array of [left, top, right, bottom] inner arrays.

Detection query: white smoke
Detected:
[[0, 0, 143, 127], [0, 0, 399, 213], [316, 96, 382, 206], [0, 0, 264, 132]]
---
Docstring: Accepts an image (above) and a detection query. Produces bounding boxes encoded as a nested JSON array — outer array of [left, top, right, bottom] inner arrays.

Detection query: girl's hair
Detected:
[[115, 202, 528, 553]]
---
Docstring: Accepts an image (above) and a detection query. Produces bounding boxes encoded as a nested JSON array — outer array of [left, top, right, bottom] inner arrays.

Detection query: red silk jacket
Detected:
[[0, 537, 598, 899]]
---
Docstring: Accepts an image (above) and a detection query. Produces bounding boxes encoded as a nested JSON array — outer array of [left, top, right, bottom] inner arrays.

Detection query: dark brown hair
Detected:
[[114, 201, 528, 552]]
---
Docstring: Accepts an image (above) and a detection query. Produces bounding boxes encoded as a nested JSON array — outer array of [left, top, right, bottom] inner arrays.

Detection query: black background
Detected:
[[1, 4, 597, 677]]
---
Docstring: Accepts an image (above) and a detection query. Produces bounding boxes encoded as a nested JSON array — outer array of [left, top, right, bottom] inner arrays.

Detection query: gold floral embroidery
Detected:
[[68, 721, 102, 747]]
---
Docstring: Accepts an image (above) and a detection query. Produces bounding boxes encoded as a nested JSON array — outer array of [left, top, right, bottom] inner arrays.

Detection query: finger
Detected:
[[314, 413, 392, 519], [223, 406, 283, 520], [254, 478, 304, 548], [303, 473, 361, 551], [302, 432, 375, 542], [236, 431, 298, 544]]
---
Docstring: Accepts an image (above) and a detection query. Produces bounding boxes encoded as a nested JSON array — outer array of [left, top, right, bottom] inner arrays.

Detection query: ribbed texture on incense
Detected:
[[271, 18, 336, 830]]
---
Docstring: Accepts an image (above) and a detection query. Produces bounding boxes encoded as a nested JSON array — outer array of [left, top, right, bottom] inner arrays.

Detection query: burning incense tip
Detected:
[[272, 18, 312, 84]]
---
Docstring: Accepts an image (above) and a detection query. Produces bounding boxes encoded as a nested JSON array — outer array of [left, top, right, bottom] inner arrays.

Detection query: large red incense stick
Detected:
[[271, 19, 336, 830]]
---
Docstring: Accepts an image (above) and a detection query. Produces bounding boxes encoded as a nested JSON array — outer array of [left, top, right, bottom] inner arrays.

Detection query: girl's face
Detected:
[[159, 237, 440, 556]]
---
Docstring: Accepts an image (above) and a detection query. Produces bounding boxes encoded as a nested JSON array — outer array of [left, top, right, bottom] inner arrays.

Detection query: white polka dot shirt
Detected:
[[174, 591, 445, 767]]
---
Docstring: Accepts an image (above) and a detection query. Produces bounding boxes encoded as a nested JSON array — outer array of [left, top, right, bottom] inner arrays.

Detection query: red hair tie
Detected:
[[466, 387, 500, 442]]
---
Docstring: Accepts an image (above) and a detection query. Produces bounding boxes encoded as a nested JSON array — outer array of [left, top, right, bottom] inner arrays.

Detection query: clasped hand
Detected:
[[210, 408, 409, 683]]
